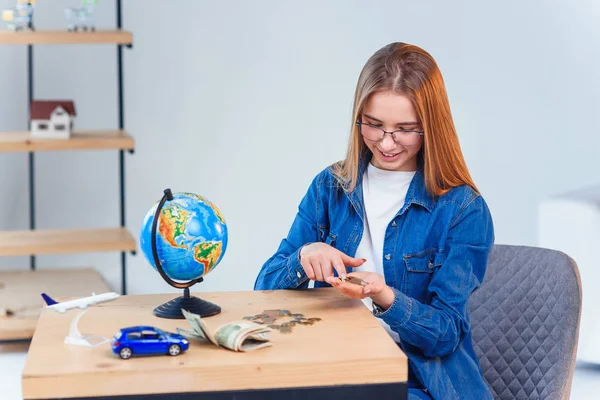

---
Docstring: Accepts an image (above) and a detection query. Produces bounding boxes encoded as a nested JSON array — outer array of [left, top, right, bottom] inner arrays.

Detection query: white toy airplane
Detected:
[[41, 291, 120, 313]]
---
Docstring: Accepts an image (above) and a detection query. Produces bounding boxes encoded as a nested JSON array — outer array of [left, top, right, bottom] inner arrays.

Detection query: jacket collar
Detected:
[[403, 168, 435, 213], [347, 153, 435, 218]]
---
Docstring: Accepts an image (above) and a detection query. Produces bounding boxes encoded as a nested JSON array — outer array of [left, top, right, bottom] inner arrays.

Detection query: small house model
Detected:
[[30, 100, 76, 139]]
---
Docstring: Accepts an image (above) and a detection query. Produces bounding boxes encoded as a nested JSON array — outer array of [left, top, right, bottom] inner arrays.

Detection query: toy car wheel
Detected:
[[168, 344, 181, 356], [119, 347, 133, 359]]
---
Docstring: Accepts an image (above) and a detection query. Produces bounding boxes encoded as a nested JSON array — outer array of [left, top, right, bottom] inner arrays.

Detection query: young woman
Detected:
[[254, 42, 494, 400]]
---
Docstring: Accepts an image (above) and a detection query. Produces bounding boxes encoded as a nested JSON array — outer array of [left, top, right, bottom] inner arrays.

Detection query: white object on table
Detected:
[[64, 309, 109, 347]]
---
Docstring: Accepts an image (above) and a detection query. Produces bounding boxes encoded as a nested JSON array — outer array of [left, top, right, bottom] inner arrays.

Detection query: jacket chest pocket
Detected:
[[403, 250, 444, 302]]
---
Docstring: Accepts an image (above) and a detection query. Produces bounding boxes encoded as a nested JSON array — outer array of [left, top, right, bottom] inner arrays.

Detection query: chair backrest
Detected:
[[469, 244, 582, 400]]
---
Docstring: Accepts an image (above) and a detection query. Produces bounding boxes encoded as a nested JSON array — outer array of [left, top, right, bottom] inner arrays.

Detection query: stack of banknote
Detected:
[[177, 308, 273, 352]]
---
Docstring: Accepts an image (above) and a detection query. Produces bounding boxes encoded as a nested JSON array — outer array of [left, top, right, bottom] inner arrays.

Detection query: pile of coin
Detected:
[[242, 309, 322, 334]]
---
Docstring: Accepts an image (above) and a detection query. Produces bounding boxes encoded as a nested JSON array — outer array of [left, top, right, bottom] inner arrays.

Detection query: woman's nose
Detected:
[[379, 134, 397, 151]]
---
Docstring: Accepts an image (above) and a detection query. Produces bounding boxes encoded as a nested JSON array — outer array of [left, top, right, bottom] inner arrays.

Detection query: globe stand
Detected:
[[151, 188, 222, 319], [153, 286, 221, 319]]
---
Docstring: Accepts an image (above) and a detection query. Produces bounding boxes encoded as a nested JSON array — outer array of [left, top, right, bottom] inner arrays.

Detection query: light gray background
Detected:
[[1, 1, 599, 399], [0, 0, 598, 297]]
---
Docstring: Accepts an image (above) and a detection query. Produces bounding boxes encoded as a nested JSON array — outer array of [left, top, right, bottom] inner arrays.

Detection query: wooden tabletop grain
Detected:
[[21, 288, 408, 399]]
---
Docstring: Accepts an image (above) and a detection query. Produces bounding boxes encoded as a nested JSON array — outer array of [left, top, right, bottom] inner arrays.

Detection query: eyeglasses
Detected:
[[356, 120, 423, 146]]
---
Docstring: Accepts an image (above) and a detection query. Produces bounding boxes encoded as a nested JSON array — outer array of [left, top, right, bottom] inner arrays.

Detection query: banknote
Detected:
[[177, 308, 273, 352]]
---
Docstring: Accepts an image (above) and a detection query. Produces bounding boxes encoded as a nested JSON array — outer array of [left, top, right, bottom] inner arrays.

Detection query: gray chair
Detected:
[[469, 244, 582, 400]]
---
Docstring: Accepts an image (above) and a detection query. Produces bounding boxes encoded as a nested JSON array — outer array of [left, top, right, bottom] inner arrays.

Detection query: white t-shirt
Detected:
[[354, 162, 416, 343]]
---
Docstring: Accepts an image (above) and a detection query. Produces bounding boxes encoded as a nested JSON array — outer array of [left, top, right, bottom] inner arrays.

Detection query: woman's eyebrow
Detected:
[[363, 114, 419, 125]]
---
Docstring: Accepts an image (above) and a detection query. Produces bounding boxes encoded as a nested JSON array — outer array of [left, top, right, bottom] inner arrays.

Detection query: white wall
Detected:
[[0, 0, 599, 296]]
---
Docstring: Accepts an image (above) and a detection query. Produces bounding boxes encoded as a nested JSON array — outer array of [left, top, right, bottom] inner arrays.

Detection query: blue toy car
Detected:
[[111, 326, 189, 359]]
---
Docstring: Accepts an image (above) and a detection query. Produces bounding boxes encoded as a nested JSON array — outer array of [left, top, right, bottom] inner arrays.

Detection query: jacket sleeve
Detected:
[[253, 175, 321, 290], [376, 195, 494, 358]]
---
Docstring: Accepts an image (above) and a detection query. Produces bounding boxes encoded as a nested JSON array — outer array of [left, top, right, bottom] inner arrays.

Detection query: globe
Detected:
[[140, 191, 228, 282]]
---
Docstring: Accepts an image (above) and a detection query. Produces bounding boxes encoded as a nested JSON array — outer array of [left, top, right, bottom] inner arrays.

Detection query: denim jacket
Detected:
[[254, 156, 495, 400]]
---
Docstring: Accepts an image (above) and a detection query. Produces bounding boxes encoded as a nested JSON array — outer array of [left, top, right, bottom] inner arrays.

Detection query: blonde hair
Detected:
[[331, 42, 477, 197]]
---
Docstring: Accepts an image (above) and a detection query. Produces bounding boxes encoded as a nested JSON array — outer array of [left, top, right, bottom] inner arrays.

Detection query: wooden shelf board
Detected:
[[0, 130, 134, 152], [0, 29, 132, 45], [0, 227, 136, 257], [0, 268, 112, 341]]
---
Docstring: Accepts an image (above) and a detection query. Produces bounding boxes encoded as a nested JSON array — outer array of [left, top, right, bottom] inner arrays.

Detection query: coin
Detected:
[[341, 276, 367, 286], [243, 309, 322, 333]]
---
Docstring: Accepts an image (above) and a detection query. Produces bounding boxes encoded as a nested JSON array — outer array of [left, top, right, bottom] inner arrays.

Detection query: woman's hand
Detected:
[[325, 271, 395, 310], [299, 242, 365, 281]]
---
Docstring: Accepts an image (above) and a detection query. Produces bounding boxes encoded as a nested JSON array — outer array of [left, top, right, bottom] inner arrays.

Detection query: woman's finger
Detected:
[[337, 282, 366, 299], [326, 275, 340, 287], [313, 258, 325, 281], [366, 280, 385, 294], [302, 259, 316, 280], [322, 260, 335, 280], [332, 258, 347, 279]]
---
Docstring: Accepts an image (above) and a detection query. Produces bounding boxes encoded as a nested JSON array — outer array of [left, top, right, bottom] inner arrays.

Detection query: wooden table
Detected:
[[21, 288, 408, 399]]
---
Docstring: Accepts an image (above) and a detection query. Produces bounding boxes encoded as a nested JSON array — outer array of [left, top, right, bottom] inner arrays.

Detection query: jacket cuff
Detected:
[[284, 245, 310, 288], [373, 287, 412, 328]]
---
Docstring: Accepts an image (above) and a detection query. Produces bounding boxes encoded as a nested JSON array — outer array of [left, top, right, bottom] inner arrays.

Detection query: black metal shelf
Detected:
[[1, 0, 134, 295]]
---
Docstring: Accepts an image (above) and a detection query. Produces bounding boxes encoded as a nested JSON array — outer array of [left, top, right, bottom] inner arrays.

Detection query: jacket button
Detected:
[[384, 254, 391, 260], [391, 221, 397, 226], [296, 271, 302, 278]]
